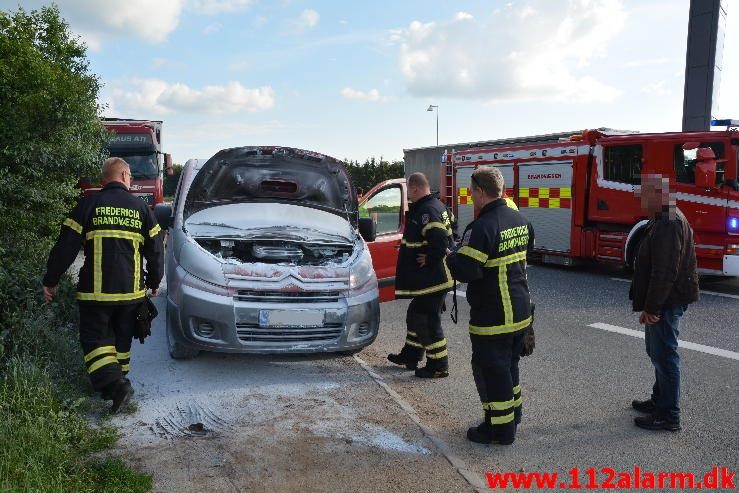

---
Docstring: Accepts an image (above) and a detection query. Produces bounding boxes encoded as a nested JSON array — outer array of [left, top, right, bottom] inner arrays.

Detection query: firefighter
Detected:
[[387, 172, 455, 378], [42, 157, 164, 413], [446, 167, 534, 444]]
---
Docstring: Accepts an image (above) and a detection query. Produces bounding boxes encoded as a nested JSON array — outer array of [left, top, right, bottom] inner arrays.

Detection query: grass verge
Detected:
[[0, 275, 152, 492]]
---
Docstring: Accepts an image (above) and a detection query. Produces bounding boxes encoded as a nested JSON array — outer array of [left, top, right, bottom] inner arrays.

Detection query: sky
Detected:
[[3, 0, 738, 164]]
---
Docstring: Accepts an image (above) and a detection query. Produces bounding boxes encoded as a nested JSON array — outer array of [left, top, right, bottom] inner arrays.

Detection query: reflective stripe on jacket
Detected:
[[395, 194, 455, 298], [446, 199, 534, 335], [43, 182, 164, 304]]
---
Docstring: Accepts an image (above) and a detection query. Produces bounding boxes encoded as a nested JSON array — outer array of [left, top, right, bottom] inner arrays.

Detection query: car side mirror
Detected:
[[165, 153, 174, 176], [154, 203, 173, 229], [359, 217, 376, 242]]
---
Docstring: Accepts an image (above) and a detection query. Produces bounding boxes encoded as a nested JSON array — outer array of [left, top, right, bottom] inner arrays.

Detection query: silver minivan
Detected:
[[155, 147, 379, 359]]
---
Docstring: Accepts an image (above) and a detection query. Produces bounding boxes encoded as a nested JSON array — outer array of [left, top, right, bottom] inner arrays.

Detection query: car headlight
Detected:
[[349, 247, 377, 293]]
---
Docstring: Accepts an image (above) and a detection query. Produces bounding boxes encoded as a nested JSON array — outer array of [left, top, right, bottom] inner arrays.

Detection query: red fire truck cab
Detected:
[[78, 118, 173, 207], [362, 127, 739, 301]]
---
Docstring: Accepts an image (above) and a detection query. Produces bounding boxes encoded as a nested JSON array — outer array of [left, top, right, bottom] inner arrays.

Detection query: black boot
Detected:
[[414, 358, 449, 378], [631, 398, 657, 414], [388, 345, 422, 370], [467, 412, 514, 445], [101, 377, 130, 401], [110, 378, 134, 414], [414, 346, 448, 378]]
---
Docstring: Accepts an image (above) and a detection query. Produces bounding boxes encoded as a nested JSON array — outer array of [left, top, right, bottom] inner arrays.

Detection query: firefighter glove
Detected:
[[135, 297, 158, 344]]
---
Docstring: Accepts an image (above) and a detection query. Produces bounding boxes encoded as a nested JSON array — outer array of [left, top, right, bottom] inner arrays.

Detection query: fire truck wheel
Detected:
[[624, 237, 643, 274]]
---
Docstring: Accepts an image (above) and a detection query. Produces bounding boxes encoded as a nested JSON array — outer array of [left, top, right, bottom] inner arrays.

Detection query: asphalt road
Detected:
[[111, 262, 738, 492], [360, 263, 739, 489]]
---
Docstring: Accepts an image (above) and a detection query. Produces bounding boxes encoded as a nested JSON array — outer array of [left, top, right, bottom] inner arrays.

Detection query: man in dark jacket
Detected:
[[43, 157, 164, 413], [630, 173, 699, 431], [446, 167, 534, 445], [388, 172, 455, 378]]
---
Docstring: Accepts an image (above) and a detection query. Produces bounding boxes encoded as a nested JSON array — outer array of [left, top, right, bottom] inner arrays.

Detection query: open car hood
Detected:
[[183, 146, 357, 226]]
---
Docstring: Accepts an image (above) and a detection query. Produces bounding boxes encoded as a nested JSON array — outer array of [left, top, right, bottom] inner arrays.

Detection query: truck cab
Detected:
[[79, 119, 173, 207]]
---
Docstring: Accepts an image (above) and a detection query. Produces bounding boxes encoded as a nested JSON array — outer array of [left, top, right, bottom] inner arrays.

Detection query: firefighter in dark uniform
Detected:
[[387, 172, 455, 378], [446, 167, 534, 444], [42, 157, 164, 413]]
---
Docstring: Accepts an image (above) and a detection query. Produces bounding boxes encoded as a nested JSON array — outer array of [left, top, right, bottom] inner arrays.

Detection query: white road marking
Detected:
[[610, 277, 739, 300], [452, 288, 737, 360], [588, 323, 739, 361], [353, 355, 488, 493]]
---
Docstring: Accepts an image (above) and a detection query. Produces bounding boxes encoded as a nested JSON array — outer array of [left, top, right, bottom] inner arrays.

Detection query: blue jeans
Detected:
[[644, 304, 687, 423]]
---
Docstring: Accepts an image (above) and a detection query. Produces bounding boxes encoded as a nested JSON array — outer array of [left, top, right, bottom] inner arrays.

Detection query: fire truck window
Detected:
[[118, 153, 159, 180], [359, 186, 401, 235], [674, 142, 725, 185], [603, 145, 642, 184]]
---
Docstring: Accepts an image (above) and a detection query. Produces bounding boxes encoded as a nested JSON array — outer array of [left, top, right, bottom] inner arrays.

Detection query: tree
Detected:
[[0, 5, 107, 319], [163, 163, 183, 198], [344, 157, 404, 193], [0, 5, 107, 257]]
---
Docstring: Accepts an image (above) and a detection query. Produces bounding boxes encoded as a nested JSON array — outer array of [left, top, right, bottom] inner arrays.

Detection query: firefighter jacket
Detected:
[[43, 182, 164, 305], [446, 199, 534, 335], [395, 193, 455, 298]]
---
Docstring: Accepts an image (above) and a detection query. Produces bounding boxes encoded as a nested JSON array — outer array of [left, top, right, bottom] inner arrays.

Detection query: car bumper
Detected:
[[168, 282, 380, 354]]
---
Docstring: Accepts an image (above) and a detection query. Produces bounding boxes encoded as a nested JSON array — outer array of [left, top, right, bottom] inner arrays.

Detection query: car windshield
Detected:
[[114, 153, 158, 180]]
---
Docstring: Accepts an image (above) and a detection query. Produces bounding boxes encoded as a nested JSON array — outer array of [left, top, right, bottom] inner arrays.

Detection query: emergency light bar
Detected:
[[710, 119, 739, 127]]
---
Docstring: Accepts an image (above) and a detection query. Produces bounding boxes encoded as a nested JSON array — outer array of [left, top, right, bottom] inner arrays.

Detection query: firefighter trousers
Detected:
[[470, 331, 525, 442], [78, 303, 138, 392], [403, 292, 448, 369]]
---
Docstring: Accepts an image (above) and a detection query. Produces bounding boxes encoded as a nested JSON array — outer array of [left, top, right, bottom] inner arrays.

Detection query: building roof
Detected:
[[403, 128, 637, 153]]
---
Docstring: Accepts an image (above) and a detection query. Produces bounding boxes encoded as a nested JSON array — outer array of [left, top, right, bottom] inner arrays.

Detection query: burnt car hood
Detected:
[[183, 146, 357, 225], [185, 203, 355, 242]]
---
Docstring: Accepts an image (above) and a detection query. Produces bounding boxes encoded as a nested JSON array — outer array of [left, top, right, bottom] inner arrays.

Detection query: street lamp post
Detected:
[[427, 104, 438, 147]]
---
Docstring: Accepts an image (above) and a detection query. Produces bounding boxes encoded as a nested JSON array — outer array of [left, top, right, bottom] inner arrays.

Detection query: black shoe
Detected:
[[632, 398, 657, 414], [634, 414, 681, 432], [466, 422, 514, 445], [414, 366, 448, 378], [111, 379, 134, 414], [387, 352, 419, 370]]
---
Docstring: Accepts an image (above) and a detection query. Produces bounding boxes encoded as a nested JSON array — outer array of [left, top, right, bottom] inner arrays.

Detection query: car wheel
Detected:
[[166, 302, 199, 360]]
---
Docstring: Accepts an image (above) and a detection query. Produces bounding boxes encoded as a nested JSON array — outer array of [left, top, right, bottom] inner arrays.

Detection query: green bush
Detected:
[[0, 6, 152, 492], [0, 4, 108, 286]]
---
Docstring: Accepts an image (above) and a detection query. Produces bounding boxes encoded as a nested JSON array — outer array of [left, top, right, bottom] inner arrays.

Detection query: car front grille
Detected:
[[234, 290, 342, 303], [235, 322, 343, 343]]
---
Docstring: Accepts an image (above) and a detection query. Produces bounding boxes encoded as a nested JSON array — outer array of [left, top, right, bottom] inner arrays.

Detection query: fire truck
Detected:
[[78, 118, 173, 207], [361, 124, 739, 301]]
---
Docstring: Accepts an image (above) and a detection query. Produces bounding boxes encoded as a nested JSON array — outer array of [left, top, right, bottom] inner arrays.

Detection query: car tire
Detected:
[[166, 302, 199, 360]]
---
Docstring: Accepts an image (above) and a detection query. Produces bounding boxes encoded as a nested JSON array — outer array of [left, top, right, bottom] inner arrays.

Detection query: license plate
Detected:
[[258, 309, 324, 328], [134, 193, 153, 205]]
